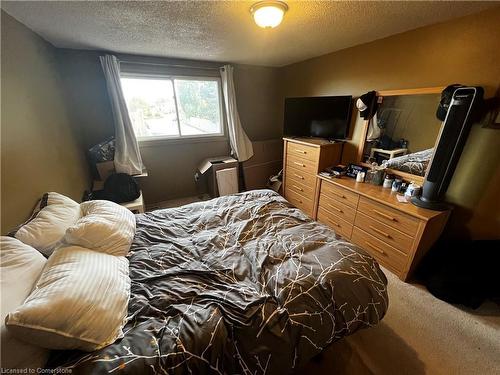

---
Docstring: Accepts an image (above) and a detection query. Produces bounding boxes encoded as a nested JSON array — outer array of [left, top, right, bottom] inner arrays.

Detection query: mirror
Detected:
[[358, 88, 444, 181]]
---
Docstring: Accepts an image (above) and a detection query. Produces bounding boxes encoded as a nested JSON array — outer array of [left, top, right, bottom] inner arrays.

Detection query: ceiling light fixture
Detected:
[[250, 1, 288, 29]]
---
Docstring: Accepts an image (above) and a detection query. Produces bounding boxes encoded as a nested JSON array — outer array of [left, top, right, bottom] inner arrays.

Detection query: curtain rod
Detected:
[[118, 59, 223, 71]]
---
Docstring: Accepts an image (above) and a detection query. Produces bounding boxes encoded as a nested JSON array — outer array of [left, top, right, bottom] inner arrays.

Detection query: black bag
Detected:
[[100, 173, 140, 203]]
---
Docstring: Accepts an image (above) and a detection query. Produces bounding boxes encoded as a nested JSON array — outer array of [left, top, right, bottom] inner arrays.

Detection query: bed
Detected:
[[38, 190, 387, 374]]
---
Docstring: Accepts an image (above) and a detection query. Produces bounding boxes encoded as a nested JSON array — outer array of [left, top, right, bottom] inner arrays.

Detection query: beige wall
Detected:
[[234, 64, 283, 141], [56, 49, 115, 148], [1, 12, 90, 234], [56, 50, 283, 203], [281, 7, 500, 239]]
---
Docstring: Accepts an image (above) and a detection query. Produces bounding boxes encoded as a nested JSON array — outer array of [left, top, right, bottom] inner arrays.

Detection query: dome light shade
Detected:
[[251, 1, 288, 29]]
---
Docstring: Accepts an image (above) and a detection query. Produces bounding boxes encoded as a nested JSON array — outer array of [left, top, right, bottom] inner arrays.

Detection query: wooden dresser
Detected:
[[282, 138, 343, 217], [316, 176, 450, 281]]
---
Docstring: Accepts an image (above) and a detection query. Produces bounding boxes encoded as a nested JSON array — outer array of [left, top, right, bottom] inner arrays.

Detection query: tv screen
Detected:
[[284, 96, 353, 140]]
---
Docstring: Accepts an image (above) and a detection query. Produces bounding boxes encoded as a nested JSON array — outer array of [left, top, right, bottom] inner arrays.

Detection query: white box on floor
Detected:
[[197, 156, 239, 197], [216, 167, 238, 196]]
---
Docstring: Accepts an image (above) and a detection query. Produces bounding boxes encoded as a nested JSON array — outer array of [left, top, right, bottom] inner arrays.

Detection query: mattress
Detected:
[[48, 190, 388, 374]]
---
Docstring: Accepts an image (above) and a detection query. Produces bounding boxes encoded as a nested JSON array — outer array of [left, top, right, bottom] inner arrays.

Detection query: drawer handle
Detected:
[[369, 225, 392, 239], [333, 192, 347, 199], [292, 185, 304, 192], [365, 241, 386, 255], [327, 204, 343, 213], [293, 173, 305, 180], [293, 161, 305, 167], [294, 149, 307, 154], [373, 209, 397, 222], [328, 219, 340, 227]]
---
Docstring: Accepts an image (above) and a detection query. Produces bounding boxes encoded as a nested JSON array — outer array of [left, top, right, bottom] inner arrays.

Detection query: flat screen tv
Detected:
[[284, 96, 353, 140]]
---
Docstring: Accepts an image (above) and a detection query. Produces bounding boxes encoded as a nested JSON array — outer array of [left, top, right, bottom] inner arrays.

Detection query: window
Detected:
[[121, 75, 223, 140]]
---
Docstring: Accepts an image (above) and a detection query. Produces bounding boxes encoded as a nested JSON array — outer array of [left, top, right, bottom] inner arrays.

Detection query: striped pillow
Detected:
[[64, 200, 136, 256], [5, 246, 130, 351], [1, 237, 49, 369]]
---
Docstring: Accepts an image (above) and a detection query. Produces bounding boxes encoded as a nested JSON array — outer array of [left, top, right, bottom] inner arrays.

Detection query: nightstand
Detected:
[[120, 191, 145, 214], [370, 148, 408, 160]]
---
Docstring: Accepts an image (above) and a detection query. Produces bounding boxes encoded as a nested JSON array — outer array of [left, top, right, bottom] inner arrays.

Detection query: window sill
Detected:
[[138, 135, 228, 148]]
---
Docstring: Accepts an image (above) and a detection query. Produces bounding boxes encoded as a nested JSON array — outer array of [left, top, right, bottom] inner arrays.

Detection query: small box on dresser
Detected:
[[315, 176, 450, 281]]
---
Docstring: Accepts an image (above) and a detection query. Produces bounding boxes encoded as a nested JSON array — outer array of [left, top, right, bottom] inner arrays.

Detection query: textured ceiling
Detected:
[[2, 1, 496, 67]]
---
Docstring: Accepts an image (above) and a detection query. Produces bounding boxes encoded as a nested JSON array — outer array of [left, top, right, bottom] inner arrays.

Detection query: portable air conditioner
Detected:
[[412, 86, 484, 211]]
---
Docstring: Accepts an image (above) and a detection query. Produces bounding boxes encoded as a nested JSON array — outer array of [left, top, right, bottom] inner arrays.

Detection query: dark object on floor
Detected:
[[417, 239, 500, 309], [93, 173, 140, 203]]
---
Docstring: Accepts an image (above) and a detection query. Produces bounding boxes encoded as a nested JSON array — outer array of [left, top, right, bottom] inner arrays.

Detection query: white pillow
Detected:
[[0, 236, 49, 370], [64, 200, 136, 256], [31, 191, 78, 216], [13, 192, 81, 256], [5, 245, 130, 351]]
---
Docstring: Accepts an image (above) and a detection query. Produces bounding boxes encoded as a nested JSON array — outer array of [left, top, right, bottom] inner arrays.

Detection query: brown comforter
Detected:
[[48, 189, 388, 374]]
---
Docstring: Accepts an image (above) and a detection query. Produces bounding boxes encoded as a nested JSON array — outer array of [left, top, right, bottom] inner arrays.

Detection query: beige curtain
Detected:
[[100, 55, 144, 175], [220, 65, 254, 162]]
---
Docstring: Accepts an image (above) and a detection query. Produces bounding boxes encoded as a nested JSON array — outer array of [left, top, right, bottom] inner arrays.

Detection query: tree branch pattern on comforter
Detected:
[[48, 190, 388, 374]]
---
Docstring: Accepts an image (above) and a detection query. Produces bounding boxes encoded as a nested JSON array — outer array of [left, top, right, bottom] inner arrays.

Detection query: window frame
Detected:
[[120, 72, 226, 144]]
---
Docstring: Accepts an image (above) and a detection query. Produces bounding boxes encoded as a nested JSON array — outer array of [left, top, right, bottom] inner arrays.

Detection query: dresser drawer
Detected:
[[358, 197, 419, 236], [286, 165, 317, 187], [351, 227, 408, 274], [355, 212, 413, 254], [285, 188, 314, 216], [285, 174, 315, 198], [286, 154, 318, 175], [286, 142, 320, 162], [317, 208, 353, 239], [319, 193, 356, 224], [321, 181, 359, 209]]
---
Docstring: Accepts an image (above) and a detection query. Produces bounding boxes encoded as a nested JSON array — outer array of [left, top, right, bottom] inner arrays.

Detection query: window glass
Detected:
[[174, 79, 221, 136], [121, 76, 223, 140], [121, 78, 179, 138]]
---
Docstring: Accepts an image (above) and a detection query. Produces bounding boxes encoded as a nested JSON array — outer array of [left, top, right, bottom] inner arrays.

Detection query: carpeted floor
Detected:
[[297, 267, 500, 375]]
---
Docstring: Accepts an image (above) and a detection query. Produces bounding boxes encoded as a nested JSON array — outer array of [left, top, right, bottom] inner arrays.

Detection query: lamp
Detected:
[[250, 1, 288, 29]]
